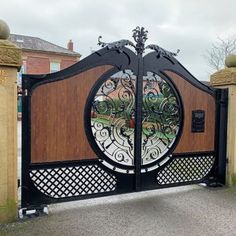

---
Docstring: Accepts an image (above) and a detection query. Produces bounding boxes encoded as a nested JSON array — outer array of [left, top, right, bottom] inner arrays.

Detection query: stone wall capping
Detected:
[[210, 54, 236, 87]]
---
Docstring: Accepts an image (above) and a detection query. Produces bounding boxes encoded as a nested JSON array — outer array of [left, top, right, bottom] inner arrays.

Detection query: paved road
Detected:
[[1, 185, 236, 236]]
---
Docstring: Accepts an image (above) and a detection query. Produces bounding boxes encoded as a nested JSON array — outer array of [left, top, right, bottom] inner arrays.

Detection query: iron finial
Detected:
[[132, 26, 148, 54], [97, 26, 179, 57]]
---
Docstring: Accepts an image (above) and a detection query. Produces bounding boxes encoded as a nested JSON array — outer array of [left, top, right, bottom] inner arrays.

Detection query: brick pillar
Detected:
[[210, 54, 236, 186], [0, 19, 22, 223]]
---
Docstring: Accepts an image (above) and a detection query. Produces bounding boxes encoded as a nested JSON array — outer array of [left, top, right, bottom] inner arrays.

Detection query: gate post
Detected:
[[210, 54, 236, 186], [0, 19, 22, 223]]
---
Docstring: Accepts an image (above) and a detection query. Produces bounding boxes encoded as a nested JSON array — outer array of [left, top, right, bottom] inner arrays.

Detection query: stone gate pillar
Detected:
[[0, 20, 22, 223], [211, 55, 236, 186]]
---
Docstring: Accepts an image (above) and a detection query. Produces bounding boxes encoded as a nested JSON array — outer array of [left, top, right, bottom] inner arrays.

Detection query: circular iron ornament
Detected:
[[85, 70, 183, 174], [141, 72, 183, 170]]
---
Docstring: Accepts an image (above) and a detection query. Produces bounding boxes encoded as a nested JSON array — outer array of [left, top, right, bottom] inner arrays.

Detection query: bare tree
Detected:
[[205, 36, 236, 71]]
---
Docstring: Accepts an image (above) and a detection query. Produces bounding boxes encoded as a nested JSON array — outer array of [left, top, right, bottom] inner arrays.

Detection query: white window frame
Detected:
[[50, 61, 61, 73]]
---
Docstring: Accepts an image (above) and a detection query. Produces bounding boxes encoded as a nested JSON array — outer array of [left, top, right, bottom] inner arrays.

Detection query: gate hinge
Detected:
[[219, 99, 227, 106], [23, 89, 28, 96]]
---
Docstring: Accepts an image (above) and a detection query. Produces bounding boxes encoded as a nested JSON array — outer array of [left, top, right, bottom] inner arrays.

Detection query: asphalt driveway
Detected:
[[1, 185, 236, 236]]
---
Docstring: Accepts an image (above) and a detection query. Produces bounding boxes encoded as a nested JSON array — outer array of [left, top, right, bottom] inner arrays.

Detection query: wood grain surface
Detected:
[[31, 65, 112, 163], [165, 71, 216, 153]]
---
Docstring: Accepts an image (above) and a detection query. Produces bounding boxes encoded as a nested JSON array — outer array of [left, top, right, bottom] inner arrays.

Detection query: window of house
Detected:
[[50, 61, 60, 73]]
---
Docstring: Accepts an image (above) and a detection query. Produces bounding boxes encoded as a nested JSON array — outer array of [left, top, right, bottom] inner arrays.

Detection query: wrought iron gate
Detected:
[[21, 27, 228, 208]]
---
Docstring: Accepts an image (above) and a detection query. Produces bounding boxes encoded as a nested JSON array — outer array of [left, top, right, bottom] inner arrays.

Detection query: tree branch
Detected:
[[204, 35, 236, 71]]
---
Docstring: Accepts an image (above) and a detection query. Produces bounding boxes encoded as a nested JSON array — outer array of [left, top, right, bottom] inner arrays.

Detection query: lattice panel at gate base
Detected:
[[30, 165, 117, 198], [156, 155, 215, 185]]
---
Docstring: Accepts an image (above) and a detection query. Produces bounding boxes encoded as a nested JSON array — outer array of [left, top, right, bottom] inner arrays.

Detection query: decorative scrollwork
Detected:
[[145, 45, 180, 58], [98, 36, 135, 53], [132, 26, 148, 54], [89, 70, 182, 173], [98, 26, 179, 56], [142, 72, 181, 165], [91, 70, 136, 167]]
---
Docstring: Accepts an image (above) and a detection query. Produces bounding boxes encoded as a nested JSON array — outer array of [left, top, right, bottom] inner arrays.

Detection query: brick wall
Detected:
[[61, 59, 77, 70], [23, 51, 80, 74]]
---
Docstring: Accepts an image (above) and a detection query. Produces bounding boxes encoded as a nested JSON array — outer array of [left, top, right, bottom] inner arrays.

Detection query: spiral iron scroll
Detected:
[[90, 70, 181, 173], [142, 72, 181, 167], [91, 70, 136, 171]]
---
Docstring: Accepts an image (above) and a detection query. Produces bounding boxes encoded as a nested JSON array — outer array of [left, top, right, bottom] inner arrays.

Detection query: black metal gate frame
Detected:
[[21, 27, 228, 209]]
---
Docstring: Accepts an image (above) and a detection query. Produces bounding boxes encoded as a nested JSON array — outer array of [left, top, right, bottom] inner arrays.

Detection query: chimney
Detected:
[[67, 39, 73, 51]]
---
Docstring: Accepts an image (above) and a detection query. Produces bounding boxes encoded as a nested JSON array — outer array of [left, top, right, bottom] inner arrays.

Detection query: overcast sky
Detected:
[[1, 0, 235, 80]]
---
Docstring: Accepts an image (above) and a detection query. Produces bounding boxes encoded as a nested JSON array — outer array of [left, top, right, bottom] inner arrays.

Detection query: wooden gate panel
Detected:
[[165, 71, 216, 153], [31, 65, 113, 163]]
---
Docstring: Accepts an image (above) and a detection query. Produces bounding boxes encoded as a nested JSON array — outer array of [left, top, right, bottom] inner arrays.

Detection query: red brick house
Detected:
[[9, 34, 81, 118], [9, 34, 81, 75]]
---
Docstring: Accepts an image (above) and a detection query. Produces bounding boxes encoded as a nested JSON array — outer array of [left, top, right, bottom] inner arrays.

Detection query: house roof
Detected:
[[9, 34, 81, 57]]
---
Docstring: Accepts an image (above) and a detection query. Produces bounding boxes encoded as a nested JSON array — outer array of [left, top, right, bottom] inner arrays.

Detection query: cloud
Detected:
[[1, 0, 235, 80]]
